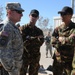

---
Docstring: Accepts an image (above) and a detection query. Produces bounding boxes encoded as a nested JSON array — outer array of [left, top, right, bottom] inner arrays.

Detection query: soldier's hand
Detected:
[[55, 51, 60, 57], [69, 33, 75, 39], [58, 37, 65, 43]]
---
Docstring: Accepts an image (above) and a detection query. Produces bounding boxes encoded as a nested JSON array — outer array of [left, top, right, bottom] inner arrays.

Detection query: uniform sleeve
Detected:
[[0, 30, 9, 46], [20, 25, 27, 39], [28, 28, 44, 47], [39, 31, 44, 46], [71, 29, 75, 75], [51, 28, 60, 49], [60, 29, 75, 45], [35, 29, 44, 46], [71, 49, 75, 75]]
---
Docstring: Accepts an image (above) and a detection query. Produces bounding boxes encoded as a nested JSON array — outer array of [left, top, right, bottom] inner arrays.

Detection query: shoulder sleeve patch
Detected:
[[0, 31, 9, 37]]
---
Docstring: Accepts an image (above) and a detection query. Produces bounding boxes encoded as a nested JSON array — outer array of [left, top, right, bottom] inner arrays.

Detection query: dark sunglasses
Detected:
[[31, 14, 38, 18], [60, 13, 67, 16], [60, 13, 70, 16], [12, 10, 22, 14]]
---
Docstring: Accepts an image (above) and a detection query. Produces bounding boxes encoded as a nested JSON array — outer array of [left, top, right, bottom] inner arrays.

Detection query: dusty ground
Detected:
[[38, 42, 54, 75]]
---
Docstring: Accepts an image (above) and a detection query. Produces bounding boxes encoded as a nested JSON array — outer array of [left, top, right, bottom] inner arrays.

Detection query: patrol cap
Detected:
[[30, 9, 39, 16], [6, 2, 24, 12], [58, 6, 73, 15]]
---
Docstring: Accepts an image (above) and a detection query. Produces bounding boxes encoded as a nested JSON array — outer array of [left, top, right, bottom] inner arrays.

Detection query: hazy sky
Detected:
[[0, 0, 73, 28]]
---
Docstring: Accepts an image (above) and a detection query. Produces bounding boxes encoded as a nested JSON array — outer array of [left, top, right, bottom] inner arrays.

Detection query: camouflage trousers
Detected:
[[20, 53, 40, 75], [53, 53, 72, 75]]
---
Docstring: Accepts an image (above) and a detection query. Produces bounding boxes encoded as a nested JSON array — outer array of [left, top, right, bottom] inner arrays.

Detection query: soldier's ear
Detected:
[[7, 9, 12, 15]]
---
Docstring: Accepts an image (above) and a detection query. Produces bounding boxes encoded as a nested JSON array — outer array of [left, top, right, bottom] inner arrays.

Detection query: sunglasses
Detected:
[[12, 10, 22, 14], [60, 13, 70, 16], [31, 14, 38, 18]]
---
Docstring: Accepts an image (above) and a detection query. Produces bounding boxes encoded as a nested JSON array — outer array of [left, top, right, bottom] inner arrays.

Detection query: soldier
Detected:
[[0, 2, 24, 75], [44, 32, 52, 58], [20, 9, 44, 75], [51, 6, 75, 75]]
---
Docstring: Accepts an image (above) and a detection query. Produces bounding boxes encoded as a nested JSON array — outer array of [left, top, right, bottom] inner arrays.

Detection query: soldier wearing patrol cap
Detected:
[[20, 9, 44, 75], [51, 6, 75, 75], [0, 2, 24, 75], [6, 2, 24, 11]]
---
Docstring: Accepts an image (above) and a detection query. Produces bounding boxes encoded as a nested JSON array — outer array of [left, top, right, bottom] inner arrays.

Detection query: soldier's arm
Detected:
[[19, 25, 27, 41], [51, 28, 60, 49], [35, 30, 44, 46], [58, 29, 75, 45], [0, 26, 9, 46]]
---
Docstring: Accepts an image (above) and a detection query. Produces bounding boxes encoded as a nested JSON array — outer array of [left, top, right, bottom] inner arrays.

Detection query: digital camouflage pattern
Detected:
[[51, 21, 75, 75], [6, 2, 24, 12], [20, 23, 44, 75], [0, 18, 23, 75]]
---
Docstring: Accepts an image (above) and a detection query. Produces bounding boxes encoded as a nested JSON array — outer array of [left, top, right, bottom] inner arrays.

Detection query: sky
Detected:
[[0, 0, 73, 28]]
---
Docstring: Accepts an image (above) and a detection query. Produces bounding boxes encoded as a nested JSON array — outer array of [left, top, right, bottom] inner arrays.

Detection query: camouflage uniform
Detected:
[[20, 23, 44, 75], [71, 48, 75, 75], [51, 21, 75, 75], [0, 18, 23, 75]]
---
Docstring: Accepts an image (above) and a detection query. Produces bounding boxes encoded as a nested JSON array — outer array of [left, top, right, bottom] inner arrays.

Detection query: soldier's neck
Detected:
[[64, 20, 71, 27], [29, 22, 35, 27]]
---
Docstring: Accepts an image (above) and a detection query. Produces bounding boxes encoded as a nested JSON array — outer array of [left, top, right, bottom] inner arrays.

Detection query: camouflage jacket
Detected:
[[21, 23, 44, 56], [51, 21, 75, 62], [0, 18, 23, 71]]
